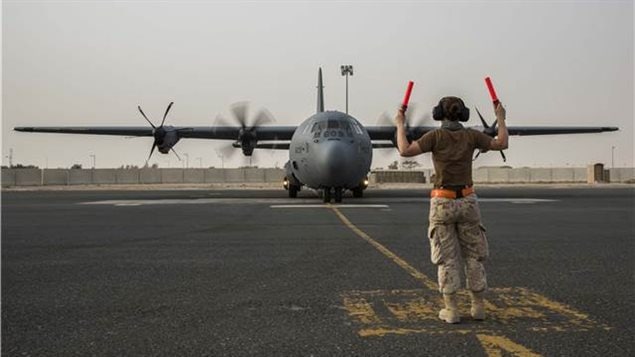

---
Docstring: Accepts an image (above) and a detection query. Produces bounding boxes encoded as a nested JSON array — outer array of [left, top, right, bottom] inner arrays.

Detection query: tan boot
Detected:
[[470, 291, 486, 320], [438, 293, 460, 324]]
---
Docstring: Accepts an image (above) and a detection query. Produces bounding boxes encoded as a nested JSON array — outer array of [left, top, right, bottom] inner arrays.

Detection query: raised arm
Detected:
[[489, 102, 508, 151], [395, 108, 423, 157]]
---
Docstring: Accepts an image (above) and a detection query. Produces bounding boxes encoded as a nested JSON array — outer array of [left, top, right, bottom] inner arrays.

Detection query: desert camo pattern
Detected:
[[428, 194, 489, 294]]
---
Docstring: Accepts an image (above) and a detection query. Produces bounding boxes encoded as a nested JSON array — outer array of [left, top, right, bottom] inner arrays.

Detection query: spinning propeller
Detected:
[[215, 102, 276, 160], [374, 104, 431, 159]]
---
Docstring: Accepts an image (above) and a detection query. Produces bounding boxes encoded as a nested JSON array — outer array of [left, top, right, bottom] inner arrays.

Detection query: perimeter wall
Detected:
[[2, 166, 633, 187]]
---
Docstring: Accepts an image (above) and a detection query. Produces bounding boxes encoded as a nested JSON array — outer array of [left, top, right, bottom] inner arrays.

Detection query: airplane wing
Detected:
[[13, 126, 298, 141], [366, 125, 619, 143]]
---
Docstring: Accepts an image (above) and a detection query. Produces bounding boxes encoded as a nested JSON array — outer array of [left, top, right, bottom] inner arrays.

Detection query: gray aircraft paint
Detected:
[[289, 110, 371, 190]]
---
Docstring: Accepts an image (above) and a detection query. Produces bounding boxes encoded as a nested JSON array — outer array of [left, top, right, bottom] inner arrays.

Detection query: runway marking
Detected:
[[331, 207, 609, 356], [398, 198, 558, 204], [80, 198, 314, 206], [331, 206, 437, 291], [340, 288, 608, 337], [477, 334, 541, 357], [271, 204, 389, 209], [79, 197, 557, 207]]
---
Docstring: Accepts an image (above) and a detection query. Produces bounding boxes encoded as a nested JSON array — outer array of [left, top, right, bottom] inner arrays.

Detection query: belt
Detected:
[[431, 186, 475, 199]]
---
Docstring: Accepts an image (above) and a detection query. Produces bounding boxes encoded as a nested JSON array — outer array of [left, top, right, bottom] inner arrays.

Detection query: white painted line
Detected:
[[380, 198, 558, 204], [80, 198, 293, 206], [481, 198, 558, 204], [80, 197, 557, 207], [270, 204, 389, 209]]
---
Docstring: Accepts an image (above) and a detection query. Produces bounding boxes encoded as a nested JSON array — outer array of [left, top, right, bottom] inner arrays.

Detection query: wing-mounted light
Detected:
[[474, 107, 506, 162], [138, 101, 183, 163]]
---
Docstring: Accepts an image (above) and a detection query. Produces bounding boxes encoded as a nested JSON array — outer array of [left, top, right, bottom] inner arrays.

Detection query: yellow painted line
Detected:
[[384, 297, 437, 322], [332, 206, 606, 357], [477, 334, 542, 357], [341, 296, 381, 324], [330, 206, 438, 291], [359, 327, 476, 337]]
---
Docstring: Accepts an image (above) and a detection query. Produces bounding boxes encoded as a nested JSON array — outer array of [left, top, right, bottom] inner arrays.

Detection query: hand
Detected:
[[494, 102, 506, 121], [395, 107, 406, 127]]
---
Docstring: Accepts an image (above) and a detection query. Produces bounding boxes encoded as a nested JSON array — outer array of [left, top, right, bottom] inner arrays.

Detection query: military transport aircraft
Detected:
[[15, 68, 618, 203]]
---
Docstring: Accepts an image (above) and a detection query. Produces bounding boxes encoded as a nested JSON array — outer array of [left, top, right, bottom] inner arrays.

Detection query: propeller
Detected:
[[137, 101, 180, 165], [371, 104, 427, 168], [215, 102, 277, 161], [474, 107, 506, 162], [375, 103, 430, 150]]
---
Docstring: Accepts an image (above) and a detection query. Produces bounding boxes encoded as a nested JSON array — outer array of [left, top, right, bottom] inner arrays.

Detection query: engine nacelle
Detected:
[[157, 130, 180, 154]]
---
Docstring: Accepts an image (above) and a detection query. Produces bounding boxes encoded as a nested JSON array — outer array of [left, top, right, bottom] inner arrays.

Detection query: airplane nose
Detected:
[[317, 140, 354, 184]]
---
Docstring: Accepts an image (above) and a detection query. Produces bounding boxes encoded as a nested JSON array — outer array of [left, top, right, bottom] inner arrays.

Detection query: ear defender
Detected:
[[432, 101, 445, 121], [459, 103, 470, 122]]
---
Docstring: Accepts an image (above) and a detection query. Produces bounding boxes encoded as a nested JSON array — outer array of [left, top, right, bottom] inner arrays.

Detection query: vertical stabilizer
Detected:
[[317, 67, 324, 113]]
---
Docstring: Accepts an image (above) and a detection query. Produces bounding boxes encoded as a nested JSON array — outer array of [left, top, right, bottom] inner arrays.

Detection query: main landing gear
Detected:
[[322, 187, 343, 203], [283, 176, 302, 198]]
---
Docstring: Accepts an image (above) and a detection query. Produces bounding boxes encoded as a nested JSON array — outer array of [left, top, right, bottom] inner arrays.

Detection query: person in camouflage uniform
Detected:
[[395, 96, 508, 323]]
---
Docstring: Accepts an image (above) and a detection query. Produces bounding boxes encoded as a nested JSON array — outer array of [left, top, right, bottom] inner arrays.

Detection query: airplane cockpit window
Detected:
[[311, 121, 327, 133], [352, 123, 363, 135], [312, 119, 356, 138]]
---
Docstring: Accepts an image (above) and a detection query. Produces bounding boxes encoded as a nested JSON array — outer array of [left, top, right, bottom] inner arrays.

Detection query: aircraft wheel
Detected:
[[289, 185, 299, 198], [323, 188, 332, 203], [334, 188, 343, 203], [352, 188, 363, 198]]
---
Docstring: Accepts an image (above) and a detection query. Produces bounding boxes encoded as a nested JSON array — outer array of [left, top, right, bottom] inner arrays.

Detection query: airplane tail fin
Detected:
[[317, 67, 324, 113]]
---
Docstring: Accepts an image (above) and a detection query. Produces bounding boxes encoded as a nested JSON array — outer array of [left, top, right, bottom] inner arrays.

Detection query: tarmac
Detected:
[[2, 186, 634, 356]]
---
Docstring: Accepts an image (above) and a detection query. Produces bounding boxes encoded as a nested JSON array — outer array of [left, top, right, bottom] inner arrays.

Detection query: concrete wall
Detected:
[[264, 168, 285, 183], [93, 169, 117, 185], [371, 170, 426, 183], [609, 168, 635, 183], [204, 169, 226, 183], [43, 169, 68, 185], [3, 167, 635, 187], [2, 169, 16, 186], [184, 169, 205, 183], [14, 169, 41, 186], [68, 169, 93, 185], [161, 169, 184, 184], [2, 168, 289, 187]]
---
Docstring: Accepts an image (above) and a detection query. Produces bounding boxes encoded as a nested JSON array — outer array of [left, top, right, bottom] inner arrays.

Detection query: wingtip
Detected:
[[14, 127, 32, 132], [604, 127, 619, 132]]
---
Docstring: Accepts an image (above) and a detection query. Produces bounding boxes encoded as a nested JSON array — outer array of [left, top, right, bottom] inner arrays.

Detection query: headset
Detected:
[[432, 97, 470, 122]]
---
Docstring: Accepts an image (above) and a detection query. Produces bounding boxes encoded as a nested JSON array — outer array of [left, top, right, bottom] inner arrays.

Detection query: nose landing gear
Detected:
[[322, 187, 343, 203]]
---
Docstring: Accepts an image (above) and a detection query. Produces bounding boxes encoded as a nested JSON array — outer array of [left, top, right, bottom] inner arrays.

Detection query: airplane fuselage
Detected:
[[288, 110, 372, 190]]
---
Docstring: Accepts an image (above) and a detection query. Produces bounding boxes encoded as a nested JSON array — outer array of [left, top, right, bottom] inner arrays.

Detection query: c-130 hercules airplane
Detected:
[[15, 68, 618, 203]]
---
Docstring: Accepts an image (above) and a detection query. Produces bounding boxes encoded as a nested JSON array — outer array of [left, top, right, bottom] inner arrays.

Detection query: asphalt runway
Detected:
[[2, 186, 634, 356]]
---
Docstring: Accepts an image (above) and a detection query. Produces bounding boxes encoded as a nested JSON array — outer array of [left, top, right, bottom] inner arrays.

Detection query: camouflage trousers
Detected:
[[428, 194, 489, 294]]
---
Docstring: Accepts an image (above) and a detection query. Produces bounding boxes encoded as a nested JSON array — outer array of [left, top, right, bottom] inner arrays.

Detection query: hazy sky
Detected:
[[2, 0, 633, 169]]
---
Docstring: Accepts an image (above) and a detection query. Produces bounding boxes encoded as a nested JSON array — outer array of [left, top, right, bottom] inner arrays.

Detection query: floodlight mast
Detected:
[[340, 65, 353, 114]]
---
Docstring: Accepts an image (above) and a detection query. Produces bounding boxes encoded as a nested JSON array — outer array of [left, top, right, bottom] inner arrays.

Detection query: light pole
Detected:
[[611, 146, 615, 168], [215, 150, 224, 169], [197, 157, 202, 168], [184, 153, 189, 168], [340, 65, 353, 114], [89, 154, 96, 169], [5, 148, 13, 167]]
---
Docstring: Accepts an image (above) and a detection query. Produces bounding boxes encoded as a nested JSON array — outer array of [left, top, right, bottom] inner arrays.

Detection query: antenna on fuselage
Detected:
[[317, 67, 324, 113]]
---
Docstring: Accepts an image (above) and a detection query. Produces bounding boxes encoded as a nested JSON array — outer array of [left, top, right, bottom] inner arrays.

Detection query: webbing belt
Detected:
[[431, 186, 475, 199]]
